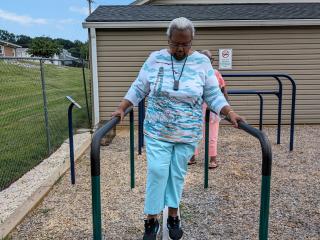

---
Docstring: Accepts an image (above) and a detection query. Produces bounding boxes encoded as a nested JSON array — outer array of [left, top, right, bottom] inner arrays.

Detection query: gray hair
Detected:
[[200, 50, 212, 59], [166, 17, 195, 38]]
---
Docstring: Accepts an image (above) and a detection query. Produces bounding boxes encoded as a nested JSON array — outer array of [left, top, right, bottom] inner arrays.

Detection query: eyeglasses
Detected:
[[168, 41, 192, 49]]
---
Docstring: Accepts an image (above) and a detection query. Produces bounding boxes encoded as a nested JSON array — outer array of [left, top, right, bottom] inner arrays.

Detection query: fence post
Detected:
[[40, 59, 51, 153]]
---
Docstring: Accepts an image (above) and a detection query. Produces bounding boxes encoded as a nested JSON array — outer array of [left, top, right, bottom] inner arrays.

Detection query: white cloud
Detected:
[[55, 19, 77, 30], [0, 9, 48, 25], [69, 6, 89, 16], [58, 18, 77, 24]]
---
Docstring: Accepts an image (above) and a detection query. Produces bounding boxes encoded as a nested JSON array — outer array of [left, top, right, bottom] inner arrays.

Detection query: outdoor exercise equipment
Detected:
[[90, 106, 272, 240], [204, 109, 272, 240], [90, 107, 135, 239], [66, 96, 82, 184], [138, 73, 296, 153], [138, 98, 146, 155], [224, 73, 296, 151]]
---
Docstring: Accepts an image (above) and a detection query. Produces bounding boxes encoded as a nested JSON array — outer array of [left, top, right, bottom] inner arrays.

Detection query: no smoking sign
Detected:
[[219, 49, 233, 70]]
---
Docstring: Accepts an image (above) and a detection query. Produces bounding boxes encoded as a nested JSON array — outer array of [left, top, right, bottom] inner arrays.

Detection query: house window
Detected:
[[0, 45, 4, 56]]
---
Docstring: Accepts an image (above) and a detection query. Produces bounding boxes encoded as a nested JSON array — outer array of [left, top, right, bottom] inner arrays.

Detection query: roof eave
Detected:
[[0, 40, 22, 48], [130, 0, 153, 5], [83, 19, 320, 29]]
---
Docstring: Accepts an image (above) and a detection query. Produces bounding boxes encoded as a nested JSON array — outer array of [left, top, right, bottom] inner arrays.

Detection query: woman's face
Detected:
[[168, 29, 192, 61]]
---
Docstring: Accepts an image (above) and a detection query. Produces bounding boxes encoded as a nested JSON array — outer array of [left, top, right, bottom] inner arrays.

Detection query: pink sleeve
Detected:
[[215, 70, 226, 88]]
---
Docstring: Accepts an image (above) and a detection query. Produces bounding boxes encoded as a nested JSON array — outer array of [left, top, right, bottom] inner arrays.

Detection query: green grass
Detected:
[[0, 60, 91, 190]]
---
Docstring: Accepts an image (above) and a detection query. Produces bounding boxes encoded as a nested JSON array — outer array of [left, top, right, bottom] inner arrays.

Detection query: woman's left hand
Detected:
[[228, 111, 245, 128]]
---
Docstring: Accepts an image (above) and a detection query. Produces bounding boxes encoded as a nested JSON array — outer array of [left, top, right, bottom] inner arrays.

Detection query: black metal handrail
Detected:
[[90, 105, 272, 240], [223, 73, 296, 151], [138, 73, 296, 152], [234, 119, 272, 240], [91, 107, 133, 175], [204, 110, 272, 239], [237, 120, 272, 175], [90, 106, 134, 240]]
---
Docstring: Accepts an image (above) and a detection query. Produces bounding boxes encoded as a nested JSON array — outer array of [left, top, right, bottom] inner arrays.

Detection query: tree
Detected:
[[16, 35, 32, 48], [54, 38, 74, 50], [68, 40, 88, 59], [0, 28, 87, 58], [68, 47, 79, 58], [0, 29, 16, 43], [27, 37, 61, 58]]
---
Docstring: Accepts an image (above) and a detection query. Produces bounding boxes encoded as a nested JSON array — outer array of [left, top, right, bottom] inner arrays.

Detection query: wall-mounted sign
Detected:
[[219, 49, 232, 70]]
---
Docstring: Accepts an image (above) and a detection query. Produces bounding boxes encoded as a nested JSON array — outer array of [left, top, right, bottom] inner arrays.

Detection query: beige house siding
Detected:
[[148, 0, 320, 5], [96, 26, 320, 125]]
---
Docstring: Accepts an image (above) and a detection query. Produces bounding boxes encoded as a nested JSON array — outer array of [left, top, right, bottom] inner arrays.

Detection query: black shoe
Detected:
[[167, 216, 183, 240], [143, 218, 160, 240]]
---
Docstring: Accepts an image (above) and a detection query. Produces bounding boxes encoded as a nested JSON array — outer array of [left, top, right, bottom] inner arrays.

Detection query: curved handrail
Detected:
[[277, 74, 296, 151], [90, 106, 133, 240], [222, 73, 296, 151], [236, 120, 272, 176], [237, 119, 272, 240], [91, 105, 273, 240], [225, 118, 272, 240], [91, 106, 133, 175], [204, 111, 272, 240], [139, 73, 296, 152]]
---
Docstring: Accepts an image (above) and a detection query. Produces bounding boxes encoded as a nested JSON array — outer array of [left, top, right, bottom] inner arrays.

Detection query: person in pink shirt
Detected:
[[188, 50, 229, 168]]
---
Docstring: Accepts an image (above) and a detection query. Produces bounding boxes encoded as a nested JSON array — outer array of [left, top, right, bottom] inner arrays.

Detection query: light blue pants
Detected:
[[144, 135, 197, 215]]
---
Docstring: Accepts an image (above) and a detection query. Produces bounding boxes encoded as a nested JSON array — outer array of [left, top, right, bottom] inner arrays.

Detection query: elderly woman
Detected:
[[112, 17, 243, 240]]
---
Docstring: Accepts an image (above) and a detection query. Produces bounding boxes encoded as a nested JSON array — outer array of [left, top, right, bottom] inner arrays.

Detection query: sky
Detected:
[[0, 0, 135, 42]]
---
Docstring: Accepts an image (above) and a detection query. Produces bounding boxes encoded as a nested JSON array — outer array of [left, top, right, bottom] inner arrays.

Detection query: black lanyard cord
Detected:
[[171, 54, 188, 91]]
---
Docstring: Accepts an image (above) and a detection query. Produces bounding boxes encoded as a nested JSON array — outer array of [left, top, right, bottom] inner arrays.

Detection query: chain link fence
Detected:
[[0, 57, 91, 191]]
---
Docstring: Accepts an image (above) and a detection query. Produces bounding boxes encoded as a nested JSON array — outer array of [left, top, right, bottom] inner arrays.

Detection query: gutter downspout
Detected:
[[89, 28, 100, 127]]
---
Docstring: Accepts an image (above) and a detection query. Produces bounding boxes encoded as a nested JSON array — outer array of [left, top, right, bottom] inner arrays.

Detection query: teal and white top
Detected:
[[125, 49, 229, 143]]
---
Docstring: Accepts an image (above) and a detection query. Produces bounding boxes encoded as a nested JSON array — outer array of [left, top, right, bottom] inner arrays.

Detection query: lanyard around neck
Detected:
[[171, 54, 188, 91]]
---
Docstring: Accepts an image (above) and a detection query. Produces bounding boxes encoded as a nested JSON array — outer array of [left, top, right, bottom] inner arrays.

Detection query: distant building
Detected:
[[15, 47, 78, 65], [16, 48, 32, 58], [0, 40, 21, 57], [53, 49, 79, 66]]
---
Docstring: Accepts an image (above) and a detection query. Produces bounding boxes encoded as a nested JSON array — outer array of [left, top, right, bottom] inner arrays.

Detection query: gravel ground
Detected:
[[9, 125, 320, 239]]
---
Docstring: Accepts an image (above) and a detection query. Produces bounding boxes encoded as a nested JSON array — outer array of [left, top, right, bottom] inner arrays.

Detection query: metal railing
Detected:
[[223, 73, 296, 151], [90, 107, 273, 240], [203, 109, 272, 239], [90, 107, 134, 240], [138, 73, 296, 152]]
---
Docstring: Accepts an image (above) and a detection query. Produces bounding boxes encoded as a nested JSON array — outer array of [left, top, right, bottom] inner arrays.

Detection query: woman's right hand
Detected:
[[111, 107, 125, 121], [111, 99, 133, 121]]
